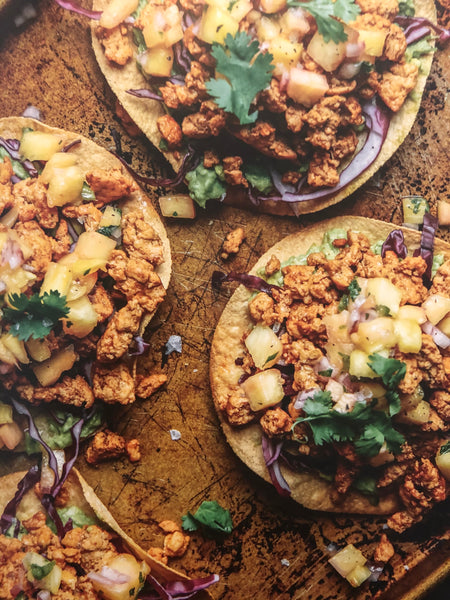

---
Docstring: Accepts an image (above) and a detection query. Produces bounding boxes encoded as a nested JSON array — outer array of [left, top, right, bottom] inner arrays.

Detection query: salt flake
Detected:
[[170, 429, 181, 441]]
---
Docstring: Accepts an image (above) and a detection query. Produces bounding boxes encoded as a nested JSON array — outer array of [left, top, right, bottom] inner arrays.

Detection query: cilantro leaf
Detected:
[[348, 277, 361, 300], [294, 390, 405, 457], [206, 32, 274, 125], [440, 441, 450, 455], [30, 559, 55, 580], [182, 500, 233, 536], [4, 291, 69, 341], [288, 0, 360, 43], [367, 354, 406, 390], [81, 181, 96, 202]]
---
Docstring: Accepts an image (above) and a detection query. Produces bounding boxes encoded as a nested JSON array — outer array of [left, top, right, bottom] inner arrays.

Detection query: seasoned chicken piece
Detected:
[[135, 372, 167, 398], [373, 534, 395, 563], [265, 254, 281, 277], [231, 121, 297, 161], [221, 226, 246, 259], [383, 24, 407, 62], [430, 390, 450, 422], [377, 62, 419, 113], [13, 178, 58, 229], [93, 363, 135, 405], [307, 151, 340, 188], [13, 220, 53, 280], [88, 284, 114, 323], [225, 389, 256, 425], [15, 375, 94, 408], [125, 438, 141, 462], [430, 259, 450, 296], [0, 155, 13, 184], [248, 292, 277, 326], [121, 211, 165, 265], [182, 100, 227, 138], [51, 220, 72, 261], [96, 24, 133, 66], [356, 0, 399, 19], [222, 158, 248, 189], [164, 531, 190, 558], [260, 407, 293, 437], [157, 114, 183, 149], [62, 203, 103, 231], [96, 297, 144, 362], [85, 429, 126, 465], [85, 168, 137, 207], [62, 524, 118, 572]]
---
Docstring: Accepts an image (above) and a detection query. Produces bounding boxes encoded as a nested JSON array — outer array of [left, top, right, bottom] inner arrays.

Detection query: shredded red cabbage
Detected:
[[212, 270, 281, 296], [127, 89, 164, 102], [62, 139, 82, 153], [173, 41, 192, 74], [261, 434, 291, 497], [0, 465, 40, 534], [140, 574, 219, 600], [0, 136, 39, 178], [114, 145, 200, 188], [254, 99, 390, 205], [414, 212, 439, 280], [53, 0, 102, 19], [395, 15, 450, 45], [381, 230, 407, 259], [128, 335, 150, 357]]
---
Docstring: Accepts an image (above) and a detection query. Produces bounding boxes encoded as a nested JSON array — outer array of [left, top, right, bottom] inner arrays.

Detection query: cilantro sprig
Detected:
[[206, 32, 274, 125], [287, 0, 361, 43], [293, 390, 405, 457], [367, 354, 406, 416], [3, 291, 69, 341], [182, 500, 233, 536]]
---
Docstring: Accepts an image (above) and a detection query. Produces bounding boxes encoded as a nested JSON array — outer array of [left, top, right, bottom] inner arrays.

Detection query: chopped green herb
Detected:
[[182, 500, 233, 536], [129, 588, 135, 596], [353, 475, 379, 505], [4, 291, 69, 341], [30, 559, 55, 580], [398, 0, 415, 17], [264, 352, 279, 366], [97, 225, 119, 238], [159, 138, 169, 151], [293, 390, 405, 457], [206, 32, 274, 125], [287, 0, 360, 43], [0, 147, 30, 180], [318, 369, 333, 377], [440, 441, 450, 455], [376, 305, 391, 317], [367, 354, 406, 416], [338, 294, 349, 312], [348, 277, 361, 300]]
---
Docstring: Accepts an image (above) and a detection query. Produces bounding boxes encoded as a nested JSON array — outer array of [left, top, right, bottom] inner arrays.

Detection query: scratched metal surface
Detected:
[[0, 1, 449, 598]]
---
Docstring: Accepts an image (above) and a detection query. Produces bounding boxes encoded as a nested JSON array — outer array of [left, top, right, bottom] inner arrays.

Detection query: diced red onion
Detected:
[[345, 42, 365, 58], [293, 388, 319, 411], [338, 61, 362, 79], [88, 566, 131, 587], [261, 434, 291, 496], [21, 105, 43, 121], [53, 0, 102, 19], [421, 321, 450, 349], [37, 591, 51, 600], [1, 239, 24, 270]]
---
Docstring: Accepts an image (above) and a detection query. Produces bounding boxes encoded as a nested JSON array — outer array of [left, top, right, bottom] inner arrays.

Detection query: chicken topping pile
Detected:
[[0, 509, 149, 599], [0, 128, 167, 450], [96, 0, 427, 202], [220, 229, 450, 532]]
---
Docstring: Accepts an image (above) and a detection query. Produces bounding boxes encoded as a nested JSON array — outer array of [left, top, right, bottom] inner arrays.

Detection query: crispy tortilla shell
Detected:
[[91, 0, 436, 216], [0, 469, 211, 591], [210, 216, 450, 514], [0, 116, 171, 333]]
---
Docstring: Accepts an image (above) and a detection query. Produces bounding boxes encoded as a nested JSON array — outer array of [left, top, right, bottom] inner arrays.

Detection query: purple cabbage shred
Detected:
[[395, 15, 450, 45], [414, 211, 439, 280], [212, 270, 281, 296], [261, 434, 291, 497], [381, 229, 407, 259], [53, 0, 102, 19], [0, 465, 40, 534]]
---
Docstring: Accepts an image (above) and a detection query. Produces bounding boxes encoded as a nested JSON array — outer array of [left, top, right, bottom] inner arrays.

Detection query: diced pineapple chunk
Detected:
[[436, 442, 450, 481], [351, 317, 397, 354], [396, 399, 431, 425], [397, 304, 427, 324], [245, 324, 283, 369], [279, 8, 310, 39], [2, 266, 36, 294], [400, 385, 424, 411], [26, 338, 52, 362], [0, 402, 13, 425], [40, 152, 78, 183], [366, 278, 402, 317], [257, 16, 280, 41], [437, 314, 450, 336], [393, 318, 422, 353], [207, 0, 253, 22], [346, 564, 371, 588], [63, 296, 98, 338], [20, 131, 62, 161], [142, 6, 183, 49], [91, 554, 151, 600], [99, 205, 122, 228], [159, 194, 196, 219], [74, 231, 117, 261], [349, 349, 377, 379], [268, 38, 303, 69], [70, 258, 108, 278], [422, 294, 450, 325], [23, 552, 62, 594], [307, 31, 346, 72], [0, 338, 18, 365], [323, 311, 352, 344], [2, 333, 29, 364], [40, 263, 73, 297], [353, 28, 388, 57], [241, 368, 285, 411], [328, 544, 367, 578], [32, 345, 77, 387], [0, 422, 24, 450], [66, 272, 98, 302], [99, 0, 139, 29], [198, 6, 239, 44], [259, 0, 287, 14], [286, 68, 329, 108], [402, 196, 429, 225], [47, 165, 85, 207], [141, 47, 174, 77]]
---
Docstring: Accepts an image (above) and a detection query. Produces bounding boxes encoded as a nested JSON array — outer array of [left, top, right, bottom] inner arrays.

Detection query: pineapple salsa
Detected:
[[94, 0, 435, 206], [220, 225, 450, 533], [0, 121, 168, 452]]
